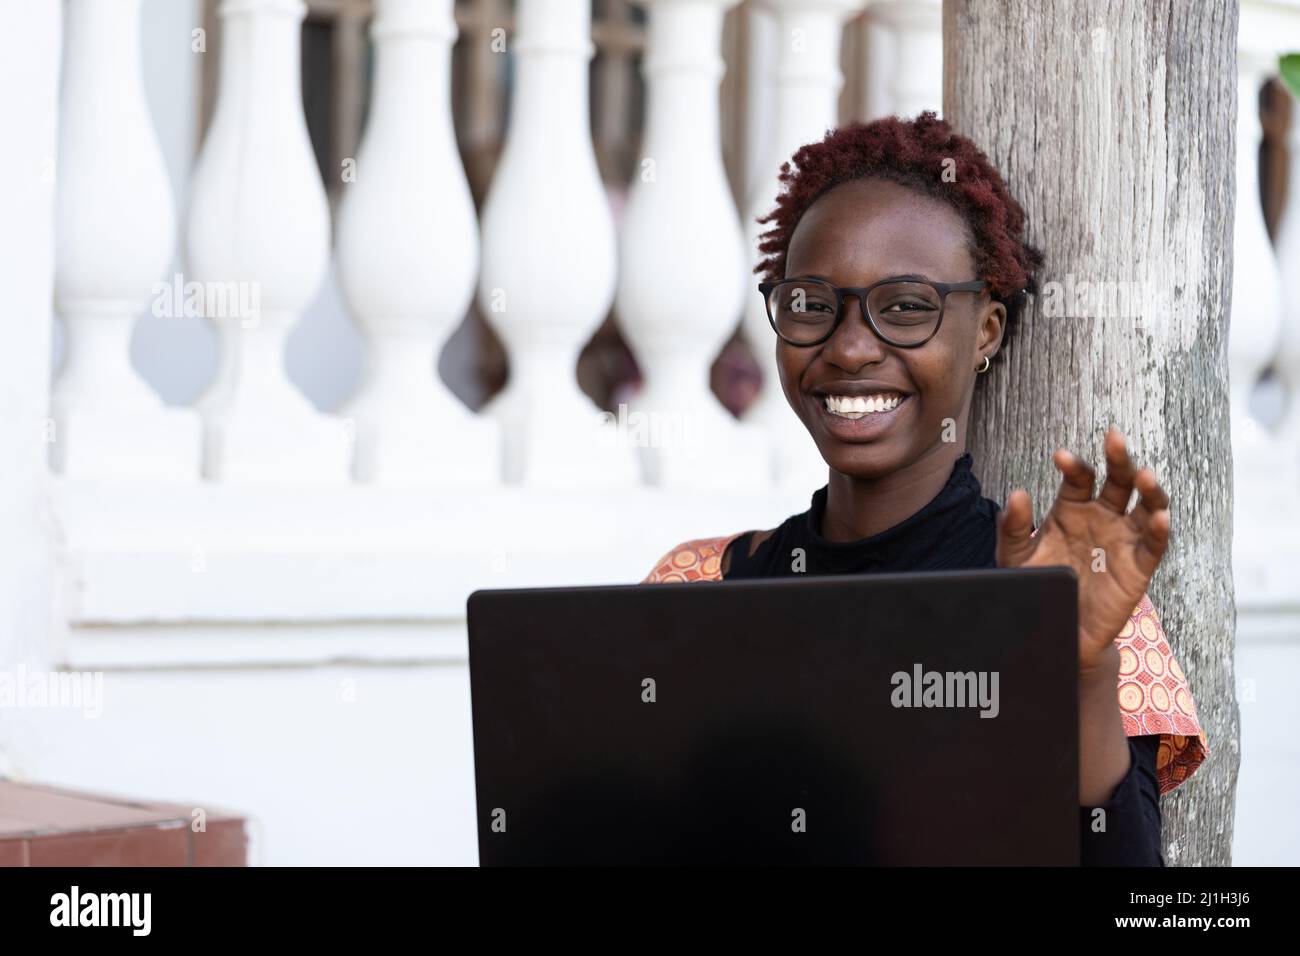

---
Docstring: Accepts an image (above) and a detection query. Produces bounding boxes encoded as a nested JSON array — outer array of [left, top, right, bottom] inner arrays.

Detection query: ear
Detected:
[[975, 297, 1007, 366]]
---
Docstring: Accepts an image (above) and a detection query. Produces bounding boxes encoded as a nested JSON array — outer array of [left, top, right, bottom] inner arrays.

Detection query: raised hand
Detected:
[[996, 429, 1171, 678]]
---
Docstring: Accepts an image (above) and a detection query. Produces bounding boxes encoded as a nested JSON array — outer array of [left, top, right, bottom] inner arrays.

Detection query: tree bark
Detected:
[[945, 0, 1240, 865]]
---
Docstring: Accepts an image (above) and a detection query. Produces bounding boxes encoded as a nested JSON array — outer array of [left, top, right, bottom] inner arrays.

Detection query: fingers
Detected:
[[1097, 429, 1138, 514], [1131, 466, 1170, 517], [996, 488, 1036, 567], [1051, 448, 1096, 504], [1135, 503, 1171, 577], [1060, 430, 1164, 517], [1129, 465, 1171, 577]]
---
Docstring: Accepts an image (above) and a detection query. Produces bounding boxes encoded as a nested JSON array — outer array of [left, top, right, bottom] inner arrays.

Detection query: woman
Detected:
[[644, 113, 1208, 866]]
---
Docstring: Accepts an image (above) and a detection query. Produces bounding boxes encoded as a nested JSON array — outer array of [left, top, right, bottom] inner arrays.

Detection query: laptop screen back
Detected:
[[468, 568, 1079, 865]]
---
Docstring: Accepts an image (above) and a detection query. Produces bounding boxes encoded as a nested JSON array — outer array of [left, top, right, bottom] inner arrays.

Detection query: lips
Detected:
[[809, 385, 911, 440]]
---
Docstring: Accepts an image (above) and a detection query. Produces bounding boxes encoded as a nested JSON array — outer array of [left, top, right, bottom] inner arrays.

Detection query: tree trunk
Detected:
[[945, 0, 1240, 865]]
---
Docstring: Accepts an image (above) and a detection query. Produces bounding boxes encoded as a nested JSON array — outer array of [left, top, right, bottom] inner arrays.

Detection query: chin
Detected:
[[815, 441, 908, 481]]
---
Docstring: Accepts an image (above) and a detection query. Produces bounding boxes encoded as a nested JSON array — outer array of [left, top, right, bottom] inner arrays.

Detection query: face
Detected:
[[775, 178, 1006, 481]]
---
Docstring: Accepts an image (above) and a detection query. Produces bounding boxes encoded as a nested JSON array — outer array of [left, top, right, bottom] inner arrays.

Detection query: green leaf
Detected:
[[1281, 54, 1300, 99]]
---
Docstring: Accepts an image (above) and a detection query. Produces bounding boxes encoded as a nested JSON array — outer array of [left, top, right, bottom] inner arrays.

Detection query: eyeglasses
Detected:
[[759, 276, 988, 348]]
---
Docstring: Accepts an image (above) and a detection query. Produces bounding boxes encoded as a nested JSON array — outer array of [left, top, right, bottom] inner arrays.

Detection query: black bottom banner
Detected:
[[0, 865, 1285, 941]]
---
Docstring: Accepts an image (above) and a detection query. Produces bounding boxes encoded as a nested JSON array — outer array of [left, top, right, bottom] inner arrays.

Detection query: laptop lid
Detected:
[[467, 567, 1079, 865]]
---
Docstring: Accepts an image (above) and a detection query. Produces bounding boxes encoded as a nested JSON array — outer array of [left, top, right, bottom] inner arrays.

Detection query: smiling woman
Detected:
[[643, 112, 1208, 867]]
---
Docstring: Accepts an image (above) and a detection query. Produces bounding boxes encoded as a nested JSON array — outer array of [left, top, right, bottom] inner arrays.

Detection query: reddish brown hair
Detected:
[[755, 112, 1042, 343]]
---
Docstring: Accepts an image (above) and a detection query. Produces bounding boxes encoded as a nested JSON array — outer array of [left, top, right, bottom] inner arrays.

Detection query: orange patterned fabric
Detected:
[[1115, 594, 1209, 794], [643, 535, 1209, 796], [641, 533, 745, 584]]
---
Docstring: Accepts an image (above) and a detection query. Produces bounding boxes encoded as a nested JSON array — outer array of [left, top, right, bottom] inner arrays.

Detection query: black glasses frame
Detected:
[[758, 276, 988, 348]]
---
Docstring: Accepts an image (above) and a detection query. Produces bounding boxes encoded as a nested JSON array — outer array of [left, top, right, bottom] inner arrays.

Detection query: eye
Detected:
[[880, 299, 936, 314]]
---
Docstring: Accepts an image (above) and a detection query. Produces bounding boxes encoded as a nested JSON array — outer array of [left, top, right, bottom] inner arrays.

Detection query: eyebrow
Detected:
[[790, 272, 935, 284]]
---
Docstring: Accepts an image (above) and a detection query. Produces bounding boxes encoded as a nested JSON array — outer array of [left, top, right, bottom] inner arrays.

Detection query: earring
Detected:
[[976, 355, 991, 374]]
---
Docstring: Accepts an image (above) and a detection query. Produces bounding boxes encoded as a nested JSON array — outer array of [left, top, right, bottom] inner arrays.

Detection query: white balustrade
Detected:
[[335, 0, 499, 485], [741, 0, 868, 488], [866, 0, 942, 118], [185, 0, 349, 483], [24, 0, 1300, 527], [477, 0, 637, 486], [615, 0, 766, 488], [52, 0, 200, 479]]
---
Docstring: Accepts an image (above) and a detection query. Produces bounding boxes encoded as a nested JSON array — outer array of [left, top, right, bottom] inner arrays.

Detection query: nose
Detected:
[[819, 293, 888, 373]]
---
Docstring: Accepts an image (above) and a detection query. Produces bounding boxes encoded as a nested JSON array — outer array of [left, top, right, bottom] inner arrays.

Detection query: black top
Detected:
[[722, 452, 1164, 866]]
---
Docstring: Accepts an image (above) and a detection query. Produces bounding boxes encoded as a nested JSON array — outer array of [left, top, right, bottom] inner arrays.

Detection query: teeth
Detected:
[[822, 394, 903, 418]]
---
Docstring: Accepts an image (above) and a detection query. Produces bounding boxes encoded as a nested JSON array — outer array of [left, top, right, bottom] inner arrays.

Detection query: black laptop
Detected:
[[467, 568, 1079, 866]]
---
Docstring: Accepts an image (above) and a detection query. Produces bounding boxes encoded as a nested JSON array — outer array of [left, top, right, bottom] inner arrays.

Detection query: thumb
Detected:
[[997, 489, 1036, 567]]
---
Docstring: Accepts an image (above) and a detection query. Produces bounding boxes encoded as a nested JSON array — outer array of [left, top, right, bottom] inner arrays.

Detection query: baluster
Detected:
[[477, 0, 637, 486], [741, 0, 867, 488], [1230, 50, 1291, 602], [52, 0, 200, 479], [1274, 82, 1300, 446], [1269, 69, 1300, 572], [1228, 56, 1284, 449], [335, 0, 498, 485], [743, 3, 776, 197], [615, 0, 766, 488], [867, 0, 942, 118], [185, 0, 349, 483], [857, 5, 894, 121]]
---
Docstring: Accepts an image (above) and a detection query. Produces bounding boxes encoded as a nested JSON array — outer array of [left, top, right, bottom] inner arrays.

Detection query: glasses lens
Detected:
[[768, 280, 839, 344], [866, 281, 943, 345]]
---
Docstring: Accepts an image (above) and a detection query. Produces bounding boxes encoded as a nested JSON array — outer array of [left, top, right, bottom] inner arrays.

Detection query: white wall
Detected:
[[29, 638, 479, 866], [0, 0, 60, 781], [1232, 626, 1300, 865], [22, 615, 1296, 866]]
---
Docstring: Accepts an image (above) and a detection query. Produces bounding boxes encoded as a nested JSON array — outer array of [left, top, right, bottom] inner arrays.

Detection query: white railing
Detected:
[[21, 0, 1300, 656]]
